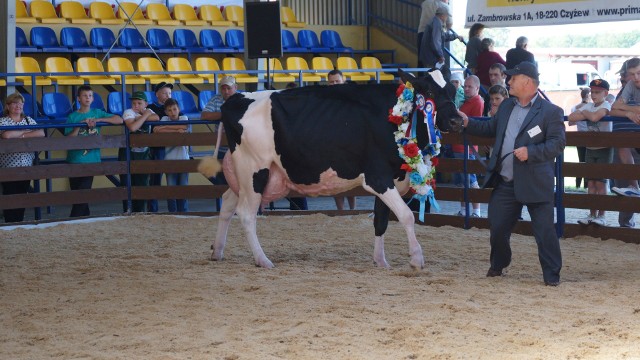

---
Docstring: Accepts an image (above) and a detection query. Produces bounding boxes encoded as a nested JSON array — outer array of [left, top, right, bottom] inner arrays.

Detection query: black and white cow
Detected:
[[199, 70, 461, 269]]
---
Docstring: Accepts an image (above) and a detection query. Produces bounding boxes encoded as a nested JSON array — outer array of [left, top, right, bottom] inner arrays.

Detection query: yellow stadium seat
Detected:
[[311, 57, 334, 81], [137, 57, 174, 84], [90, 2, 124, 25], [15, 57, 52, 85], [0, 79, 5, 86], [117, 2, 153, 25], [59, 1, 96, 24], [173, 4, 206, 26], [336, 57, 371, 82], [280, 6, 305, 28], [198, 5, 232, 27], [45, 57, 85, 85], [268, 58, 295, 83], [167, 57, 204, 84], [107, 57, 146, 85], [286, 57, 321, 83], [223, 5, 244, 27], [77, 57, 116, 85], [222, 57, 258, 83], [194, 57, 221, 83], [30, 0, 67, 24], [16, 0, 37, 23], [360, 56, 395, 81], [146, 3, 180, 26]]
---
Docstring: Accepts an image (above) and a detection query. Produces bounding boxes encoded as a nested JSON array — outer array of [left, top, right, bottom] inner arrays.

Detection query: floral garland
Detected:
[[388, 82, 441, 203]]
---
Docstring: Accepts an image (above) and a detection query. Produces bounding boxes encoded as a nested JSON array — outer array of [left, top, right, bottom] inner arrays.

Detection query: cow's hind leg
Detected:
[[373, 197, 391, 268], [236, 168, 274, 268], [211, 189, 239, 261], [372, 188, 424, 270]]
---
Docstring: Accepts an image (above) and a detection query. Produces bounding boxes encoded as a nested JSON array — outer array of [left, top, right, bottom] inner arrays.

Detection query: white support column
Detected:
[[1, 0, 17, 96]]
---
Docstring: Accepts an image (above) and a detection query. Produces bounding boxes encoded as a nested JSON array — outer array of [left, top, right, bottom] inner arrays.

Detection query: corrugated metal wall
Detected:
[[367, 0, 421, 51], [283, 0, 368, 25]]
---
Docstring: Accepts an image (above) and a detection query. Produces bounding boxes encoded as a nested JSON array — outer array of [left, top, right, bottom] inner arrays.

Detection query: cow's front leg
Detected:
[[372, 188, 424, 270], [236, 189, 273, 268], [372, 197, 391, 268], [211, 189, 239, 261]]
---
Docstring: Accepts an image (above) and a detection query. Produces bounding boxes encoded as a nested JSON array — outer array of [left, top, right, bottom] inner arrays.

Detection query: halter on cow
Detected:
[[199, 69, 462, 269]]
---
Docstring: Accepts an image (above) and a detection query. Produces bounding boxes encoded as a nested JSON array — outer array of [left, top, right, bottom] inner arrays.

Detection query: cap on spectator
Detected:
[[616, 60, 628, 75], [504, 61, 539, 81], [153, 82, 173, 93], [450, 72, 464, 84], [220, 76, 236, 87], [435, 4, 450, 16], [589, 79, 610, 91], [130, 91, 147, 102]]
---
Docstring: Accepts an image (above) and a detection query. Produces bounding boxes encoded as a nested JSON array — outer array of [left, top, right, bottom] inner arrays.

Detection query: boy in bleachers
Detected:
[[153, 98, 189, 213], [568, 79, 612, 226], [119, 91, 159, 213], [450, 72, 465, 109], [65, 85, 123, 217], [487, 84, 509, 117], [147, 82, 174, 212]]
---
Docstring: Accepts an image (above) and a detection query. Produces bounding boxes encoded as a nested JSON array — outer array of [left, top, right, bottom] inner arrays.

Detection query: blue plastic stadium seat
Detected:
[[16, 27, 37, 54], [30, 27, 65, 52], [76, 92, 105, 111], [144, 91, 158, 105], [90, 27, 125, 53], [173, 29, 206, 53], [42, 92, 73, 122], [172, 91, 200, 119], [61, 27, 97, 53], [119, 29, 150, 52], [107, 92, 132, 116], [297, 30, 330, 52], [146, 28, 174, 52], [320, 30, 353, 53], [225, 29, 245, 51], [281, 29, 307, 53], [198, 90, 216, 110], [21, 93, 42, 119], [199, 29, 233, 53]]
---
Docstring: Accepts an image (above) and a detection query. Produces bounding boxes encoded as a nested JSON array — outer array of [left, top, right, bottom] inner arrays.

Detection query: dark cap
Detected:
[[130, 91, 147, 101], [504, 61, 539, 81], [589, 79, 609, 91], [153, 82, 173, 93]]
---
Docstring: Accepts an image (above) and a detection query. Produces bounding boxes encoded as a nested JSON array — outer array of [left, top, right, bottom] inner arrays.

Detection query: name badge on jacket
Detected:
[[527, 125, 542, 138]]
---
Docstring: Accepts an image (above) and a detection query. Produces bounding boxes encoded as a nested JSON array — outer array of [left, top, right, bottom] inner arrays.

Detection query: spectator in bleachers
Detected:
[[476, 38, 506, 89], [65, 85, 123, 218], [571, 87, 591, 189], [201, 76, 238, 121], [568, 79, 612, 226], [483, 63, 508, 116], [464, 23, 485, 75], [154, 98, 189, 213], [453, 75, 484, 217], [610, 57, 640, 227], [327, 70, 356, 211], [450, 71, 465, 109], [147, 82, 174, 212], [487, 84, 509, 117], [416, 0, 446, 69], [419, 4, 461, 72], [505, 36, 535, 71], [119, 91, 159, 213], [0, 93, 45, 223]]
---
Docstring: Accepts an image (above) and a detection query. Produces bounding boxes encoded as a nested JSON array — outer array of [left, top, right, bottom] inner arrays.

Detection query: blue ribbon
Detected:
[[412, 189, 440, 223]]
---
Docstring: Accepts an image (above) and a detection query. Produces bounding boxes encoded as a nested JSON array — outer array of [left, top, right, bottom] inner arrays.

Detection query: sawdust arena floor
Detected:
[[1, 214, 639, 359]]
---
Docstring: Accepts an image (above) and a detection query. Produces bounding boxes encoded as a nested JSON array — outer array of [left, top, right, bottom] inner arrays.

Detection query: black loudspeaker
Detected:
[[245, 1, 282, 59]]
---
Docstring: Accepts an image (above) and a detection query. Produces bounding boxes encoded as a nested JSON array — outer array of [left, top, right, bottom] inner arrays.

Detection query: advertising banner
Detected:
[[465, 0, 640, 28]]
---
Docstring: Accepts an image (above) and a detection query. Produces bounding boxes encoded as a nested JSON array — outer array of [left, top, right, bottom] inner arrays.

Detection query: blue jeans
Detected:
[[166, 172, 188, 212], [452, 152, 479, 187]]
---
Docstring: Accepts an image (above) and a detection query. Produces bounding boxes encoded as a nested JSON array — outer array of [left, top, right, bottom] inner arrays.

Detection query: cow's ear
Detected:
[[398, 69, 416, 84]]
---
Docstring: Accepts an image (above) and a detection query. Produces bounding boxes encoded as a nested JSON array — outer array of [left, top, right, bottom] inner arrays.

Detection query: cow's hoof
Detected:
[[255, 257, 274, 269], [209, 251, 224, 262], [409, 258, 425, 270], [373, 258, 391, 269]]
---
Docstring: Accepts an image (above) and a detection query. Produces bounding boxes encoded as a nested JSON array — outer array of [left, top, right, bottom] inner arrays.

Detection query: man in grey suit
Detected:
[[454, 61, 566, 286]]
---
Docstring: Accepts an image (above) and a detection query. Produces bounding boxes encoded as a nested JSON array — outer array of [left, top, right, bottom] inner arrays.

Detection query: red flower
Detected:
[[431, 157, 439, 167], [430, 178, 437, 188], [388, 115, 403, 125], [395, 84, 405, 97], [403, 143, 419, 158], [401, 163, 413, 172]]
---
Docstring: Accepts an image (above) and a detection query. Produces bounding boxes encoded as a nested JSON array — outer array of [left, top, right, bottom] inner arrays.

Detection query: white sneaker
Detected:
[[577, 215, 594, 225], [611, 187, 640, 197], [591, 216, 607, 226]]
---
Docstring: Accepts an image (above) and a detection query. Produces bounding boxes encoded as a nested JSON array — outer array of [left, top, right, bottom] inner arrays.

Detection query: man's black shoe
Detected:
[[486, 268, 502, 277]]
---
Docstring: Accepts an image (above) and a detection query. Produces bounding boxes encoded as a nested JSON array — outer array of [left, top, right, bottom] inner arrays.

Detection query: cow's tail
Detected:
[[197, 123, 224, 177]]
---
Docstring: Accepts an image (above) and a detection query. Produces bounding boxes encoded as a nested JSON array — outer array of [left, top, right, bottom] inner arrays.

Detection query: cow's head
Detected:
[[398, 68, 462, 134]]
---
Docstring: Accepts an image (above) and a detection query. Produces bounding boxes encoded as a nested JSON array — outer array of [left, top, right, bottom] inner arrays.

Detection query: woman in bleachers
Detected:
[[0, 93, 45, 223], [475, 37, 506, 89], [464, 23, 485, 75]]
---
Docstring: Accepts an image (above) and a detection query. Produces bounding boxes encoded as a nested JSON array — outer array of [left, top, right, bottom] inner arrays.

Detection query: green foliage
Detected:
[[532, 30, 640, 48]]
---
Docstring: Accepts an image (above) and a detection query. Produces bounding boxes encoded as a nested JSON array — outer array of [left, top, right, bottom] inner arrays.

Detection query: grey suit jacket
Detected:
[[465, 95, 566, 203]]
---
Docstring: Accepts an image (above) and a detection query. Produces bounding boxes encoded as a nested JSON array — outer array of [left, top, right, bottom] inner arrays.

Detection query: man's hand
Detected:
[[514, 146, 528, 162], [627, 111, 640, 125]]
